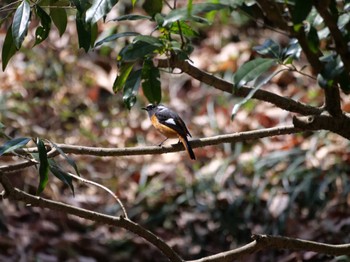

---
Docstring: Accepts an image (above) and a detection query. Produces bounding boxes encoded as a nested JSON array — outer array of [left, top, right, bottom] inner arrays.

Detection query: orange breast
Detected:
[[151, 114, 178, 138]]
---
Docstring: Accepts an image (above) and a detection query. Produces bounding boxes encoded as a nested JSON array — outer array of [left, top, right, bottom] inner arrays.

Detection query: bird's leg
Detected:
[[158, 137, 168, 146]]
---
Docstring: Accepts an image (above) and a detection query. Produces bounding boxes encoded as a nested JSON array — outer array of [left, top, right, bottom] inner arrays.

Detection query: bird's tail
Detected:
[[179, 136, 196, 160]]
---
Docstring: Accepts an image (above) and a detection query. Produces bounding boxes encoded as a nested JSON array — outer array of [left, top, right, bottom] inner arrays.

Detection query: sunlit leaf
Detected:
[[0, 137, 31, 156], [86, 0, 119, 24], [36, 138, 49, 195], [12, 0, 31, 49], [233, 58, 277, 89]]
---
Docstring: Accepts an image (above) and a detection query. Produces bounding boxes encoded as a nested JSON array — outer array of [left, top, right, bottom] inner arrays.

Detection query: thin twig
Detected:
[[0, 174, 183, 262], [67, 172, 128, 219]]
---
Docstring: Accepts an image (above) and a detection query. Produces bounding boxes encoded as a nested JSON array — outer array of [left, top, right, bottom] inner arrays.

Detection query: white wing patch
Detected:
[[165, 118, 176, 126]]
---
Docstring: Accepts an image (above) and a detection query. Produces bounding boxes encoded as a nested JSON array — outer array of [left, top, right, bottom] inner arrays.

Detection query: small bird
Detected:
[[142, 104, 196, 160]]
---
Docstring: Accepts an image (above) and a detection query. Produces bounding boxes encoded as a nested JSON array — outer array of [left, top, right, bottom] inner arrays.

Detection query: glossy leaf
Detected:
[[0, 137, 31, 156], [2, 25, 18, 71], [86, 0, 119, 24], [95, 32, 139, 47], [36, 138, 49, 195], [163, 3, 229, 25], [49, 141, 80, 177], [50, 7, 67, 36], [233, 58, 276, 89], [34, 6, 52, 46], [253, 39, 281, 59], [291, 0, 312, 25], [113, 63, 134, 93], [142, 60, 161, 104], [12, 0, 31, 49], [283, 38, 301, 61], [123, 69, 142, 109], [48, 159, 75, 195]]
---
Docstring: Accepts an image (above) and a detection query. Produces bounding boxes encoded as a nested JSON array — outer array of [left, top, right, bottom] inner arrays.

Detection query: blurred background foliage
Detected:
[[1, 0, 350, 261]]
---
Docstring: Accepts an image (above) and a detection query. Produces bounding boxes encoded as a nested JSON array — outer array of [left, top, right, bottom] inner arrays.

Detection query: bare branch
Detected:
[[0, 174, 183, 262], [0, 125, 301, 173], [156, 57, 322, 116], [1, 174, 349, 262]]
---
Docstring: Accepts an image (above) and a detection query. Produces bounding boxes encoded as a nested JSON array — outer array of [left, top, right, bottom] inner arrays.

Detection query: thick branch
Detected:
[[156, 58, 322, 116], [293, 113, 350, 139], [0, 126, 301, 172], [0, 174, 183, 262]]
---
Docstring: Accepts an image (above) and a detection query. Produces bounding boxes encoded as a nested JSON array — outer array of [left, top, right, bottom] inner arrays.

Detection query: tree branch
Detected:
[[0, 174, 184, 262], [0, 126, 301, 173], [1, 174, 349, 262], [156, 57, 322, 116], [313, 1, 350, 73]]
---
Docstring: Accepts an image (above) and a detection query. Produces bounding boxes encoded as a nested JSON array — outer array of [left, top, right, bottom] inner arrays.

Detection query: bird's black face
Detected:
[[142, 104, 157, 117], [142, 104, 157, 112]]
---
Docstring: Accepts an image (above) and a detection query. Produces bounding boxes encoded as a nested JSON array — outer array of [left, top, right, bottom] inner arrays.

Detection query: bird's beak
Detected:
[[141, 107, 147, 111]]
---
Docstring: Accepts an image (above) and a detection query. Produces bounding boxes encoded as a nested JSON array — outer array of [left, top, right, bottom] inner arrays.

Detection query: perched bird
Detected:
[[142, 104, 196, 160]]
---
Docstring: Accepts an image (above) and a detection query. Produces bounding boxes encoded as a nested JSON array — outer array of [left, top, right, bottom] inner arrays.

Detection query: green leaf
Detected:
[[253, 39, 281, 59], [113, 63, 134, 93], [0, 137, 31, 156], [34, 6, 52, 46], [291, 0, 312, 25], [142, 0, 162, 16], [76, 13, 92, 52], [232, 68, 285, 119], [36, 138, 49, 195], [48, 159, 75, 195], [233, 58, 277, 89], [95, 32, 139, 47], [49, 140, 80, 177], [50, 7, 67, 36], [2, 25, 18, 71], [169, 21, 198, 37], [123, 69, 142, 109], [86, 0, 119, 24], [12, 0, 31, 49], [163, 3, 230, 25], [119, 36, 163, 61], [111, 14, 151, 21], [142, 60, 161, 104]]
